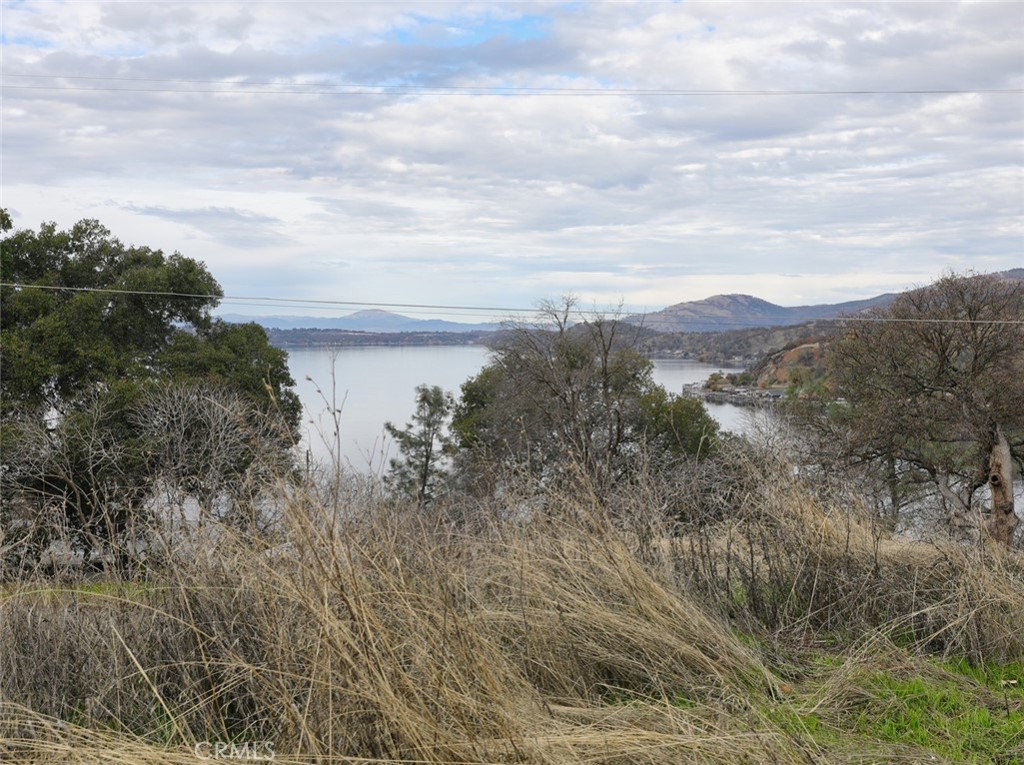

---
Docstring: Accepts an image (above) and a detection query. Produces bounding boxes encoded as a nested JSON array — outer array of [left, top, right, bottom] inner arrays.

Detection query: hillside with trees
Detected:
[[638, 320, 842, 364], [263, 325, 492, 348]]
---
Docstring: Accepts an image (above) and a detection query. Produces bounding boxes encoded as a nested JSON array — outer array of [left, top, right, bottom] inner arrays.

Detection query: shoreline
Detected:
[[682, 382, 785, 409]]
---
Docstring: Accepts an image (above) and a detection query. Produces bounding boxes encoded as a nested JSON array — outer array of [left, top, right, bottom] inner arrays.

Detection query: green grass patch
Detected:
[[0, 580, 165, 605], [769, 705, 843, 747], [939, 657, 1024, 700], [854, 670, 1023, 763], [751, 644, 1024, 765]]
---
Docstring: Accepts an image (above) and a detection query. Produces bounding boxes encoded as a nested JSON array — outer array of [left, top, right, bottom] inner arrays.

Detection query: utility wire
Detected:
[[4, 84, 1018, 97], [3, 282, 1023, 326], [2, 75, 1018, 97], [0, 282, 533, 316]]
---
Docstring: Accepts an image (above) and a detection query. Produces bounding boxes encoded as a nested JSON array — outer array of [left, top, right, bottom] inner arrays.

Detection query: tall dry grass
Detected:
[[660, 445, 1024, 662], [2, 445, 1022, 763], [1, 478, 788, 763]]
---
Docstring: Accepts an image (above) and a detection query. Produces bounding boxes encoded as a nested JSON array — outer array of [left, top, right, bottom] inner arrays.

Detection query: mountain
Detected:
[[226, 293, 901, 335], [629, 293, 898, 333], [224, 269, 1021, 336], [219, 309, 500, 333]]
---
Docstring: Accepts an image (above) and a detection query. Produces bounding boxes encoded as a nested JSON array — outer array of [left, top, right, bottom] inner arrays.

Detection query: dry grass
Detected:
[[2, 452, 1022, 763], [665, 448, 1024, 662]]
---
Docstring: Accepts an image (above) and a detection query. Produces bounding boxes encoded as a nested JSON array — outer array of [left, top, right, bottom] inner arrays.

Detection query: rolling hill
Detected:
[[627, 293, 898, 333], [223, 269, 1022, 337]]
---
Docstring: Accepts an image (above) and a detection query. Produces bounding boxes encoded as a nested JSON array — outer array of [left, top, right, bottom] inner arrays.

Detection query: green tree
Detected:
[[1, 218, 224, 415], [156, 320, 301, 428], [385, 385, 455, 508], [452, 297, 719, 495], [0, 212, 300, 569], [637, 387, 720, 459]]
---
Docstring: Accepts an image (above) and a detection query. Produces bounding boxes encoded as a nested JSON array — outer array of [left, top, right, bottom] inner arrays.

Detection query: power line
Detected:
[[0, 282, 534, 317], [3, 282, 1023, 326], [2, 77, 1018, 98]]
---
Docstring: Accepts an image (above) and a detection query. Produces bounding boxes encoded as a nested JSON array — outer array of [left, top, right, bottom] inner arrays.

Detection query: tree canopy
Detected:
[[1, 212, 300, 569], [451, 298, 719, 497], [384, 384, 455, 508], [826, 272, 1023, 545]]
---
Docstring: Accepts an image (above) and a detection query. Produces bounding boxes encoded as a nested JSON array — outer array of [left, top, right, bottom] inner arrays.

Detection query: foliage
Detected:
[[156, 320, 300, 428], [637, 386, 719, 459], [451, 297, 719, 496], [0, 212, 299, 569], [384, 384, 455, 508], [1, 217, 219, 414]]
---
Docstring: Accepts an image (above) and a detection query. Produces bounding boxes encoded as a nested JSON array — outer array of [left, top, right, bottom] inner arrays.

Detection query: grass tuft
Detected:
[[2, 451, 1022, 763]]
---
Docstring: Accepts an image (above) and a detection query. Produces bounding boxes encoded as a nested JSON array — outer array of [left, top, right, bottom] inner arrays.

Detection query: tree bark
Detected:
[[986, 425, 1018, 548]]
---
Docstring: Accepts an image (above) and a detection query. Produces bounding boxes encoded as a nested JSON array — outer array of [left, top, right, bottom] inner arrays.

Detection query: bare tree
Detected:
[[827, 272, 1023, 546], [1, 391, 152, 573], [0, 381, 296, 576], [138, 381, 296, 531]]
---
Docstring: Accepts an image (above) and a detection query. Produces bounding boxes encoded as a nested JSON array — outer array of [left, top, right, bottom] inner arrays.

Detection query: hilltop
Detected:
[[229, 269, 1023, 354], [628, 292, 897, 333]]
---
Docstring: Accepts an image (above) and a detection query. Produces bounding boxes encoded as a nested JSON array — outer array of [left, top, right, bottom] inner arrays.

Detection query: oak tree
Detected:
[[451, 297, 719, 496], [828, 272, 1023, 546], [0, 212, 300, 569]]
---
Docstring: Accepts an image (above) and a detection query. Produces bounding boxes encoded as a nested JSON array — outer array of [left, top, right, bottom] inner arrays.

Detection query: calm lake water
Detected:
[[286, 346, 751, 471]]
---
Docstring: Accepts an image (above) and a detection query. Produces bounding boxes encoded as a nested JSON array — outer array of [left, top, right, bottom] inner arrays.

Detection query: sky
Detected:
[[2, 0, 1022, 322]]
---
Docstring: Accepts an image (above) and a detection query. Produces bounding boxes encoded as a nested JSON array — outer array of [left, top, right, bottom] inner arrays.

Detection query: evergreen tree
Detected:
[[384, 385, 455, 508], [0, 211, 300, 569]]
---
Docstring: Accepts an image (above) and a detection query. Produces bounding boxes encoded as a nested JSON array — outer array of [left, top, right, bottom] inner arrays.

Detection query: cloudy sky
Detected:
[[2, 1, 1022, 320]]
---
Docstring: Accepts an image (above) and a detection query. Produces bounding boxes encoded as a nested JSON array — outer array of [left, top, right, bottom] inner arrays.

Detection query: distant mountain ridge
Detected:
[[223, 269, 1022, 335], [218, 309, 500, 333], [627, 292, 899, 333], [629, 268, 1023, 333], [223, 295, 899, 335]]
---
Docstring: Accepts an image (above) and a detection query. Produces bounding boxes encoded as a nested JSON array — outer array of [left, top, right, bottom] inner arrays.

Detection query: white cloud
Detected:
[[3, 1, 1021, 317]]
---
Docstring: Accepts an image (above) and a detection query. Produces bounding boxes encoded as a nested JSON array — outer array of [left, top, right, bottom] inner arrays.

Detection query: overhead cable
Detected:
[[2, 75, 1019, 98], [3, 282, 1022, 326]]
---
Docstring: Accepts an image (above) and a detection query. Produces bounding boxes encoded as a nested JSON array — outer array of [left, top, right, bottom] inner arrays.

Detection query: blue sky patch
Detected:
[[391, 12, 550, 48], [0, 32, 53, 49]]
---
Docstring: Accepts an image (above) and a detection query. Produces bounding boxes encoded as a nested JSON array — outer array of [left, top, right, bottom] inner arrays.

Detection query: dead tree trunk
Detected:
[[986, 425, 1018, 548]]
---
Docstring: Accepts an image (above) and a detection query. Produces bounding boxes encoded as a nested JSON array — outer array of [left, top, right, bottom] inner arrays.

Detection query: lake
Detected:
[[286, 346, 751, 471]]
